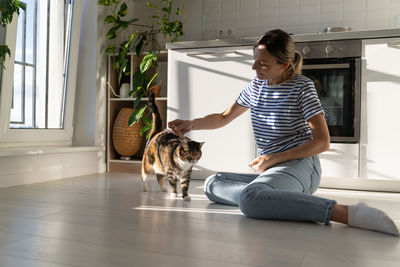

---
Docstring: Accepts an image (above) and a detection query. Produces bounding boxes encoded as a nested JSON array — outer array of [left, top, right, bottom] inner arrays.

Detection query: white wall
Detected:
[[74, 0, 98, 146], [73, 0, 108, 149]]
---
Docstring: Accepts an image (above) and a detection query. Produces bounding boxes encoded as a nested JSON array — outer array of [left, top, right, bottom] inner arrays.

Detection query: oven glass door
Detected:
[[302, 57, 360, 143]]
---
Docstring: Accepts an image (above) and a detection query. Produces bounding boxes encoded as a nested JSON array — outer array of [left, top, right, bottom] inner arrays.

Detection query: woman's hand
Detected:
[[248, 154, 279, 173], [168, 119, 193, 135]]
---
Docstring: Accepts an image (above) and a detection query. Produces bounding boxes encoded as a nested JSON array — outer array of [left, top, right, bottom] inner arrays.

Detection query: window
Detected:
[[0, 0, 82, 147], [10, 0, 74, 129]]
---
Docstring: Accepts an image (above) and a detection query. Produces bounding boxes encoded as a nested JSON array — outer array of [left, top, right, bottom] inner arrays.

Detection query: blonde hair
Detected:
[[254, 29, 302, 81]]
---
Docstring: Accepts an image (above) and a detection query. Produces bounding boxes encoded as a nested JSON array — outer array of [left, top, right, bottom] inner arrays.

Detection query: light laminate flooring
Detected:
[[0, 173, 399, 267]]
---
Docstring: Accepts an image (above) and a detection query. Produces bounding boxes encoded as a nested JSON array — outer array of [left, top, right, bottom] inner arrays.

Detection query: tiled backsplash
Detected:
[[132, 0, 400, 42], [198, 0, 400, 39]]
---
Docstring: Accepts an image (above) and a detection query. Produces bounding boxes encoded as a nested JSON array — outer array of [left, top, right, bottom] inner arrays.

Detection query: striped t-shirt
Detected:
[[236, 74, 324, 156]]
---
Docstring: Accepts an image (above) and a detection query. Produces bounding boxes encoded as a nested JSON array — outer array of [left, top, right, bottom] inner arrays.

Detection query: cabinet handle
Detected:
[[186, 51, 241, 57], [387, 41, 400, 48], [302, 63, 350, 70]]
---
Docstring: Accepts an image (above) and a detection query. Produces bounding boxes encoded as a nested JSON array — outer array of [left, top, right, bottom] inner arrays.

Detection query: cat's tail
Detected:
[[148, 91, 163, 141]]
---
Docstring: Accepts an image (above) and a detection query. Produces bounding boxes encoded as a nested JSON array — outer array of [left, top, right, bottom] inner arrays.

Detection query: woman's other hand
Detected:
[[168, 119, 193, 135], [248, 154, 279, 173]]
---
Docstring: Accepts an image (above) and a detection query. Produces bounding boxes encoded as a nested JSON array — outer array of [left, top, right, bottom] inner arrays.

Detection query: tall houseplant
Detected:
[[98, 0, 184, 139], [0, 0, 25, 69]]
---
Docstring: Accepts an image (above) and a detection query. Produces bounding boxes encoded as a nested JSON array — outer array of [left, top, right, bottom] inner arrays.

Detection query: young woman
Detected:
[[168, 29, 399, 236]]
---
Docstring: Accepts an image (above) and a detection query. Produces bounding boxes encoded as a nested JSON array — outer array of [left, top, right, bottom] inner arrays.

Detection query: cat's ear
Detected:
[[199, 142, 205, 148]]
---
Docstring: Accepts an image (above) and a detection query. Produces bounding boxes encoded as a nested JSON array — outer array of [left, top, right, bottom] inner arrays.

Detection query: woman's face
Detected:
[[252, 44, 288, 84]]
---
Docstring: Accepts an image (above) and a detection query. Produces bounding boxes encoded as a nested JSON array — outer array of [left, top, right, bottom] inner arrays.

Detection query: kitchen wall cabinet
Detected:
[[359, 38, 400, 181], [167, 47, 257, 178]]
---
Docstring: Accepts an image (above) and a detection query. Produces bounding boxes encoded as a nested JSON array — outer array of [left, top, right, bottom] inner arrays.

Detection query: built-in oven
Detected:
[[295, 40, 361, 143]]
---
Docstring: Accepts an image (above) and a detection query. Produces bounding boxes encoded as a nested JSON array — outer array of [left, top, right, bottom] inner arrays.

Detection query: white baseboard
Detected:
[[319, 176, 400, 193], [0, 147, 106, 188], [192, 170, 400, 193]]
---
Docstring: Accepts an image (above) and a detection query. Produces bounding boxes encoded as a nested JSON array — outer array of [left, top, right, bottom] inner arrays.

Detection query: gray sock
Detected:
[[348, 202, 399, 236]]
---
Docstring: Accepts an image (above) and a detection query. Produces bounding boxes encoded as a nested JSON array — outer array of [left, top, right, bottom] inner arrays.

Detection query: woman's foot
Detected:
[[348, 202, 399, 236]]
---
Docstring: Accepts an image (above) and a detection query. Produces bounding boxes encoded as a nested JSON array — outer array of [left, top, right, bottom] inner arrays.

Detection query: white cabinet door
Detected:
[[167, 47, 257, 177], [360, 38, 400, 181], [319, 143, 359, 179]]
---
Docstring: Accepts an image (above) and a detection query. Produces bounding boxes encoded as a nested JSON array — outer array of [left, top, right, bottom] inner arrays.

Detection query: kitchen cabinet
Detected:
[[167, 47, 257, 178], [360, 38, 400, 181], [319, 144, 359, 180]]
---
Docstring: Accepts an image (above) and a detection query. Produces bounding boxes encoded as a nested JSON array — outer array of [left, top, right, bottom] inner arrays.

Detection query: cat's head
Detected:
[[178, 138, 204, 164]]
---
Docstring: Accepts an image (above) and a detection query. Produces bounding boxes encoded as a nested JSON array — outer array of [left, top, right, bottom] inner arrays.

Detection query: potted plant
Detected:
[[0, 0, 25, 69], [98, 0, 184, 139]]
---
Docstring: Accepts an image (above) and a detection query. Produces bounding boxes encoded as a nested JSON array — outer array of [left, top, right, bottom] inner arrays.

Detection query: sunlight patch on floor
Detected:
[[163, 193, 209, 201], [133, 205, 242, 215]]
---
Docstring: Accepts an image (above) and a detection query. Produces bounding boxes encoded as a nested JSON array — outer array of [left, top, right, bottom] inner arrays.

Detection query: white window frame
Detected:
[[0, 0, 83, 147]]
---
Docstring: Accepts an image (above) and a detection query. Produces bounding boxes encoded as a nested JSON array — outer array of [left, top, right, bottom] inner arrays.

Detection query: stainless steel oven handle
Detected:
[[302, 63, 350, 70]]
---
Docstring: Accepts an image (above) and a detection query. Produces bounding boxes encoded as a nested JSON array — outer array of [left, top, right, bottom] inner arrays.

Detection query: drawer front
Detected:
[[319, 143, 359, 179]]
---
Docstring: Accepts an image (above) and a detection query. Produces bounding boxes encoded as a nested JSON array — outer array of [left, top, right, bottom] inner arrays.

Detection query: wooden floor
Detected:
[[0, 173, 399, 267]]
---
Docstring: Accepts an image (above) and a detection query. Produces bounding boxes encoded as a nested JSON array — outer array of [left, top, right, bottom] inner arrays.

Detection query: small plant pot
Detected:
[[150, 85, 161, 97]]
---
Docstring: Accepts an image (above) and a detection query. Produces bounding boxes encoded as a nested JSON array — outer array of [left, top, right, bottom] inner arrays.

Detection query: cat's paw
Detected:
[[160, 186, 167, 192], [143, 184, 149, 192], [183, 195, 191, 201], [169, 193, 178, 199]]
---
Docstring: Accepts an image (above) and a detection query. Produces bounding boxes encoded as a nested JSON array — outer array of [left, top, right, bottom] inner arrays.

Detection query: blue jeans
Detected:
[[204, 155, 336, 224]]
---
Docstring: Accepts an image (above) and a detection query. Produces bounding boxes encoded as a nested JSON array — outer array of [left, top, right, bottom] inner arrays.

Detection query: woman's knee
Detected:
[[239, 183, 272, 217], [203, 172, 223, 200]]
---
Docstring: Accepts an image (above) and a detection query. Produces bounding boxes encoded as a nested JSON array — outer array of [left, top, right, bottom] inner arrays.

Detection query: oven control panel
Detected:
[[295, 40, 361, 59]]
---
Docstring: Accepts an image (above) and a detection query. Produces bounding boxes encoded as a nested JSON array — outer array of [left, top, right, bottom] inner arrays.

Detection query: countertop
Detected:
[[167, 28, 400, 50]]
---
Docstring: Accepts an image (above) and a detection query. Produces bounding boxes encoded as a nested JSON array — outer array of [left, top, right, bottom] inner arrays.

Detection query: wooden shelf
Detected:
[[106, 53, 168, 174], [110, 159, 142, 163], [110, 97, 168, 101]]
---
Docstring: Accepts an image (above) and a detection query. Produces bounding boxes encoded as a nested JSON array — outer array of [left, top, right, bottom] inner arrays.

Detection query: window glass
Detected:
[[10, 0, 73, 129]]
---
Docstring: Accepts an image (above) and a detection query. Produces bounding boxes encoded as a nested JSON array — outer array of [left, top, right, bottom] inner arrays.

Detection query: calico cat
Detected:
[[141, 92, 204, 201]]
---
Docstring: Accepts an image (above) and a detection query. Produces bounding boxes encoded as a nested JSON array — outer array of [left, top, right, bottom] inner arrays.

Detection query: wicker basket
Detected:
[[112, 108, 143, 158]]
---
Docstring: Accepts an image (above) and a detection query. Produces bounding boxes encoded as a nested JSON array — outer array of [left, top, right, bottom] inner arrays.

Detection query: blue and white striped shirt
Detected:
[[236, 74, 324, 156]]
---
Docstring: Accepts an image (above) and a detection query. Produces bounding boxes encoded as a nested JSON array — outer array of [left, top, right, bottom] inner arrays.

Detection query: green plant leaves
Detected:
[[104, 15, 115, 24], [98, 0, 120, 6], [133, 94, 143, 108], [140, 51, 158, 73], [140, 117, 152, 139], [0, 45, 11, 69], [0, 0, 25, 69], [117, 2, 128, 17], [128, 105, 147, 127], [99, 0, 185, 138], [135, 34, 146, 56], [146, 73, 158, 91], [0, 0, 25, 28], [132, 67, 147, 96], [140, 54, 153, 73], [0, 45, 11, 59], [105, 45, 115, 55], [141, 117, 152, 127], [107, 26, 119, 39]]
